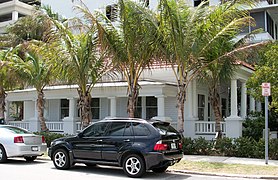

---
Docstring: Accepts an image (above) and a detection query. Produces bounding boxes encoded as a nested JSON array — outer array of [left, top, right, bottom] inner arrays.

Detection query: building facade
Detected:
[[2, 0, 278, 139]]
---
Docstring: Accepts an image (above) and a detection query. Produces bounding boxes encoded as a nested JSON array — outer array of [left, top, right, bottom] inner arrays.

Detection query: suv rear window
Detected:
[[152, 122, 180, 137]]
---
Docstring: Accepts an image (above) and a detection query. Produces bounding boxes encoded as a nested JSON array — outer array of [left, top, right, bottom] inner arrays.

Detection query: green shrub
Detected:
[[192, 137, 213, 155], [214, 137, 235, 156], [182, 137, 195, 155], [253, 138, 265, 159], [269, 139, 278, 160], [233, 137, 256, 158], [34, 132, 66, 147], [243, 112, 265, 141]]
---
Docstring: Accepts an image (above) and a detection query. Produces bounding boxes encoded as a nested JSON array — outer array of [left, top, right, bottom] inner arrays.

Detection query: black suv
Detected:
[[48, 118, 183, 178]]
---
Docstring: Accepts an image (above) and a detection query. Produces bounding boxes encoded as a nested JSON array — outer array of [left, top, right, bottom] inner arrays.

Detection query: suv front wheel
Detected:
[[123, 154, 146, 178], [53, 149, 70, 170]]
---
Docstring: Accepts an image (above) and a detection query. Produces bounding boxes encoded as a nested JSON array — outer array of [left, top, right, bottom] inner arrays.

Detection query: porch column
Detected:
[[256, 101, 262, 112], [225, 79, 243, 138], [240, 81, 247, 118], [4, 101, 10, 122], [184, 81, 197, 138], [29, 100, 40, 132], [12, 11, 18, 21], [108, 97, 117, 117], [230, 79, 238, 117], [156, 95, 165, 117], [192, 79, 198, 118], [153, 95, 171, 121], [250, 96, 256, 112], [64, 98, 77, 134]]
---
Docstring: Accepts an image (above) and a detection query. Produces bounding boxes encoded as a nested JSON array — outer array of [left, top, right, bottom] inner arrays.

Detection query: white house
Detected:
[[2, 0, 278, 139]]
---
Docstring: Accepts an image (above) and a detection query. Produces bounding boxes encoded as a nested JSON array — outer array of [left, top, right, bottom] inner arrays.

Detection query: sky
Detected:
[[41, 0, 117, 18], [41, 0, 158, 18]]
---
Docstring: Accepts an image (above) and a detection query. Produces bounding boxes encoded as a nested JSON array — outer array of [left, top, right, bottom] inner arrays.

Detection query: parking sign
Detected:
[[262, 83, 271, 96]]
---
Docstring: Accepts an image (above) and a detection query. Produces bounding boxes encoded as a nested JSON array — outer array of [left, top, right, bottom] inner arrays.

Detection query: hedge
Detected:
[[182, 137, 278, 160]]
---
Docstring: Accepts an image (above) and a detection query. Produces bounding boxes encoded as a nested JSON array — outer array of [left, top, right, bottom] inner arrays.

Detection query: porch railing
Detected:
[[8, 121, 30, 130], [195, 121, 226, 135], [46, 122, 63, 132]]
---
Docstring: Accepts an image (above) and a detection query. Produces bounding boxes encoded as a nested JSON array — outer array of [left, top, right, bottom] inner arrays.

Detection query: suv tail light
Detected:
[[179, 142, 182, 149], [154, 140, 168, 151], [14, 136, 24, 143], [42, 136, 46, 143]]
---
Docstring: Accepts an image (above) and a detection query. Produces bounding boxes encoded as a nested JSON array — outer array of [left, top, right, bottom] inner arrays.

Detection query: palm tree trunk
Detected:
[[177, 85, 186, 133], [37, 90, 48, 132], [209, 87, 222, 139], [78, 89, 92, 129], [127, 84, 139, 118], [0, 86, 6, 120]]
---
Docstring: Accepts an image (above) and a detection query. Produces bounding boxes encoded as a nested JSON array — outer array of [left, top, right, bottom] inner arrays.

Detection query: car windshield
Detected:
[[0, 126, 31, 134]]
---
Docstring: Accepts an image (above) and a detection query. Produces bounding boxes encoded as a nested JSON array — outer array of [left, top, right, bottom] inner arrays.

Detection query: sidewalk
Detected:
[[39, 154, 278, 179], [183, 155, 278, 166], [167, 155, 278, 179]]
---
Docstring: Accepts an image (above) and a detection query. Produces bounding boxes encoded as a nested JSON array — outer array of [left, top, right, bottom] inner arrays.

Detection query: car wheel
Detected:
[[0, 145, 7, 163], [24, 156, 37, 162], [152, 166, 168, 173], [53, 149, 70, 170], [123, 154, 145, 178]]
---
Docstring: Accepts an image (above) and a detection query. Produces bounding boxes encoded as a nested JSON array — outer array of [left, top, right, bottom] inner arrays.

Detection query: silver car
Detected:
[[0, 125, 47, 162]]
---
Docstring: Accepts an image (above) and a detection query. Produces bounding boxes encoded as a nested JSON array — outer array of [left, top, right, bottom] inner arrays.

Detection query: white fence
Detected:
[[8, 120, 226, 137], [46, 122, 64, 132], [8, 121, 30, 130], [195, 121, 226, 135]]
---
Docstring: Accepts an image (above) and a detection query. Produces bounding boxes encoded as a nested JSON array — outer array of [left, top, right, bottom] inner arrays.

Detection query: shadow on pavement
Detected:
[[51, 164, 191, 179], [3, 158, 48, 165]]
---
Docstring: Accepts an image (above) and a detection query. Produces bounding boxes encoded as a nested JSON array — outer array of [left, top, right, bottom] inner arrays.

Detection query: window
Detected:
[[106, 122, 126, 136], [146, 96, 157, 120], [61, 99, 69, 119], [198, 94, 205, 120], [91, 98, 100, 120], [105, 122, 133, 136], [140, 0, 149, 7], [134, 97, 142, 118], [10, 101, 24, 121], [194, 0, 206, 7], [82, 122, 108, 137], [221, 98, 227, 118], [106, 4, 118, 22], [133, 122, 150, 136], [0, 14, 12, 23]]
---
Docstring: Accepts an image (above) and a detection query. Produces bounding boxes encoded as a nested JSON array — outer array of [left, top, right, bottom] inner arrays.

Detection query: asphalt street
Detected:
[[0, 158, 269, 180]]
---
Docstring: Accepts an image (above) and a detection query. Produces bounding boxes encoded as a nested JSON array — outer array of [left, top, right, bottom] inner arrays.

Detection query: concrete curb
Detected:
[[168, 169, 278, 179]]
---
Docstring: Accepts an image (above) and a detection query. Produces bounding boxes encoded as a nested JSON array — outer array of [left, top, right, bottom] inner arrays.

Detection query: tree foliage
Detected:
[[247, 42, 278, 112]]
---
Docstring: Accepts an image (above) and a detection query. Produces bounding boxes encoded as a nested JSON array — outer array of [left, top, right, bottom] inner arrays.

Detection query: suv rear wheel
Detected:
[[53, 149, 70, 170], [123, 154, 145, 178]]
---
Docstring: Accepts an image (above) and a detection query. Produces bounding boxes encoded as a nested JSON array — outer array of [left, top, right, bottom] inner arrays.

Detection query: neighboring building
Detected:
[[4, 0, 278, 139], [0, 0, 40, 33]]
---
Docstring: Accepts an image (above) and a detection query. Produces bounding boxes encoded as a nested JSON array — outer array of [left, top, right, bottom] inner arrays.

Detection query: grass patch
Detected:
[[169, 160, 278, 176]]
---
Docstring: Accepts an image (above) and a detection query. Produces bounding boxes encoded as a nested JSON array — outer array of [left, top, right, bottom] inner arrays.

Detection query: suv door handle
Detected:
[[123, 139, 130, 142], [96, 139, 103, 142]]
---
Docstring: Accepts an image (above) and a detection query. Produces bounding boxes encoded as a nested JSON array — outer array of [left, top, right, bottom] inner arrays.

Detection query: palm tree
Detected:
[[45, 7, 112, 128], [4, 42, 57, 131], [80, 0, 160, 117], [0, 10, 57, 128], [0, 51, 19, 121], [158, 0, 261, 133]]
